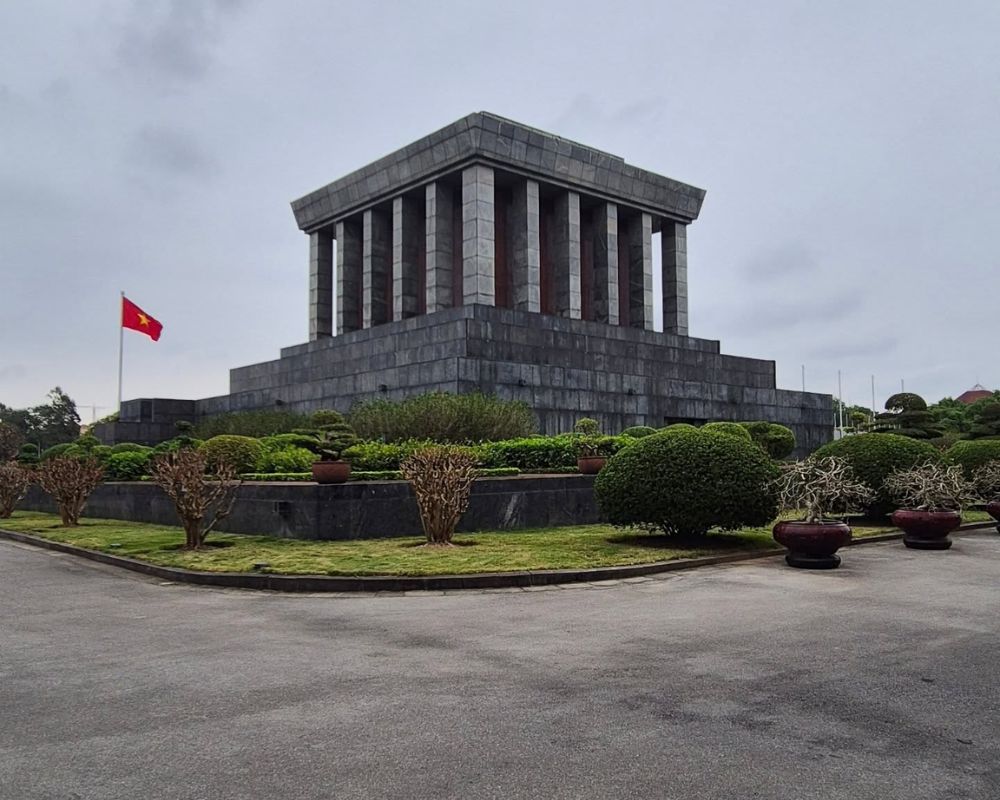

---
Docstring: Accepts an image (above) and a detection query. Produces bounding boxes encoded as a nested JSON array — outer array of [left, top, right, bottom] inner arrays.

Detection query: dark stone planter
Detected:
[[986, 500, 1000, 533], [772, 520, 852, 569], [891, 509, 962, 550], [576, 456, 606, 475], [311, 460, 351, 485]]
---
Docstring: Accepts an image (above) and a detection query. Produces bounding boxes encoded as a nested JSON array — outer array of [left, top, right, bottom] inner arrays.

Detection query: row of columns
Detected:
[[308, 165, 689, 340]]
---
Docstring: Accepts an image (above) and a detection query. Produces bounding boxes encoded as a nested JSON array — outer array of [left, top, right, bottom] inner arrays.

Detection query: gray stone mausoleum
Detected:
[[105, 112, 833, 452]]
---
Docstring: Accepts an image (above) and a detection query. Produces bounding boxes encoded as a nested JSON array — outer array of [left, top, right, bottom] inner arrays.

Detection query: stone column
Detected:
[[552, 190, 582, 319], [662, 220, 689, 336], [461, 164, 495, 306], [308, 229, 334, 341], [591, 202, 619, 325], [392, 195, 422, 320], [509, 179, 541, 313], [336, 219, 362, 334], [626, 212, 654, 330], [425, 182, 453, 313], [362, 208, 392, 328]]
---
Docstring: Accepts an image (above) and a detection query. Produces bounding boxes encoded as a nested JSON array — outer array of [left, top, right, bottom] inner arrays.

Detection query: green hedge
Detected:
[[257, 446, 317, 473], [239, 467, 520, 482], [342, 439, 436, 471], [814, 433, 940, 516], [702, 422, 753, 441], [621, 426, 657, 438], [478, 435, 632, 471], [595, 427, 779, 537], [945, 439, 1000, 478]]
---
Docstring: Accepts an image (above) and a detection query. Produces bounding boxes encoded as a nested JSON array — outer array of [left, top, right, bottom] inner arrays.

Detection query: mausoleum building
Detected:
[[105, 113, 832, 452]]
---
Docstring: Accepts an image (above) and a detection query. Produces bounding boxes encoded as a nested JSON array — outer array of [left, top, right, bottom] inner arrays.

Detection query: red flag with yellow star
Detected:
[[121, 296, 163, 341]]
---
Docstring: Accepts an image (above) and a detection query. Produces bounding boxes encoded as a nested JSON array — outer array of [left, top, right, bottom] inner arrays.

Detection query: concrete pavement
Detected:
[[1, 534, 998, 799]]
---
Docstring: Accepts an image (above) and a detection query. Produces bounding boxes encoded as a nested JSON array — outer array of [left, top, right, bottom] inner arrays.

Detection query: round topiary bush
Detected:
[[814, 433, 940, 516], [740, 421, 797, 460], [594, 428, 780, 537], [200, 435, 264, 474], [621, 426, 657, 438], [945, 439, 1000, 479], [258, 446, 317, 474], [701, 421, 753, 442], [311, 409, 345, 427], [109, 442, 150, 455], [574, 418, 601, 436]]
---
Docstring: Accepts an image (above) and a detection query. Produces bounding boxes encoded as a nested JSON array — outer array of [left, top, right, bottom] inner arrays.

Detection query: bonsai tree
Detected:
[[873, 393, 944, 440], [0, 462, 31, 518], [775, 456, 872, 523], [972, 462, 1000, 504], [574, 418, 600, 436], [34, 456, 104, 526], [316, 421, 358, 461], [150, 448, 241, 550], [885, 462, 974, 513], [400, 445, 478, 546]]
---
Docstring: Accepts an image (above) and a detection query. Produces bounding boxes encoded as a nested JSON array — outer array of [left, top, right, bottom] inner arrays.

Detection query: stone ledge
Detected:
[[2, 524, 992, 594]]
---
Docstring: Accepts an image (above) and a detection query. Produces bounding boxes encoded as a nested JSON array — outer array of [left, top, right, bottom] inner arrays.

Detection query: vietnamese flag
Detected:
[[122, 296, 163, 341]]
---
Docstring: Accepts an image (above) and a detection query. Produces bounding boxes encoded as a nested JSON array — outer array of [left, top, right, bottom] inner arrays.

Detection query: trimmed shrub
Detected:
[[341, 439, 435, 471], [200, 435, 264, 474], [945, 439, 1000, 479], [400, 445, 478, 545], [479, 435, 631, 471], [105, 451, 152, 481], [740, 421, 797, 460], [702, 422, 753, 441], [109, 442, 150, 455], [814, 433, 940, 516], [39, 443, 75, 461], [621, 426, 657, 438], [17, 443, 39, 466], [152, 436, 203, 454], [969, 402, 1000, 440], [260, 433, 321, 453], [311, 409, 345, 427], [873, 392, 944, 439], [238, 467, 520, 482], [574, 418, 600, 435], [595, 428, 780, 537], [194, 410, 312, 439], [258, 446, 317, 474], [349, 392, 536, 443], [662, 423, 697, 431]]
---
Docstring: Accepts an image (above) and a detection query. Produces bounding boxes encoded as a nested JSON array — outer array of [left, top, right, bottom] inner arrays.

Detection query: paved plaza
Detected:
[[2, 534, 998, 799]]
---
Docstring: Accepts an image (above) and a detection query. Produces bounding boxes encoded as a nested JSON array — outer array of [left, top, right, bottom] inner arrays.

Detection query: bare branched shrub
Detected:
[[972, 463, 1000, 504], [0, 462, 31, 518], [35, 456, 104, 526], [150, 448, 241, 550], [885, 462, 975, 512], [775, 456, 873, 523], [0, 423, 23, 461], [400, 446, 478, 545]]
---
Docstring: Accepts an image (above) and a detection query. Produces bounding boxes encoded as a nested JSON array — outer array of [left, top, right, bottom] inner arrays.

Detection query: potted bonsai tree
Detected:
[[773, 455, 873, 569], [886, 462, 974, 549], [310, 421, 358, 485], [972, 462, 1000, 532], [574, 418, 606, 474]]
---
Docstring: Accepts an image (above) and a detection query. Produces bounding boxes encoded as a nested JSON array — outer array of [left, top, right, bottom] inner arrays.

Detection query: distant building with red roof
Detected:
[[956, 384, 994, 405]]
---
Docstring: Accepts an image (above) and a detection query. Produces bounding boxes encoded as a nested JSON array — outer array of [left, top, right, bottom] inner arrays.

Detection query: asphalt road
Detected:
[[2, 533, 998, 800]]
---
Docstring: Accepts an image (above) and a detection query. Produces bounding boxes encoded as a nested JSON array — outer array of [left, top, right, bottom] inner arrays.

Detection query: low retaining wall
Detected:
[[21, 475, 599, 540]]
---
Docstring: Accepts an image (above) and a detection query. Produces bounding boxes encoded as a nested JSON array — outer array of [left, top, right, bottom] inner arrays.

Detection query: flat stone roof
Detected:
[[291, 112, 706, 232]]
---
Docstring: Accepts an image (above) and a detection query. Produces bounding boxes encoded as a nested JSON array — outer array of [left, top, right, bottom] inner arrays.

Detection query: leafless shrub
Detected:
[[972, 463, 1000, 504], [35, 456, 104, 526], [775, 456, 873, 523], [150, 448, 241, 550], [400, 446, 478, 545], [0, 423, 23, 462], [0, 462, 31, 518], [885, 462, 975, 512]]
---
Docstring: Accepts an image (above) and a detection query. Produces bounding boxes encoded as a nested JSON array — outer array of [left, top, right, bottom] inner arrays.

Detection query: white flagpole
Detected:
[[117, 291, 124, 413]]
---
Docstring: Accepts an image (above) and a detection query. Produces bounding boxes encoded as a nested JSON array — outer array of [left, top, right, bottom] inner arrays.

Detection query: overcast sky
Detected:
[[2, 0, 997, 420]]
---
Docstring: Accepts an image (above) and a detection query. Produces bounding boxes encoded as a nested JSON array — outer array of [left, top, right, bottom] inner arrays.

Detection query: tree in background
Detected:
[[872, 393, 944, 440], [0, 388, 81, 451], [969, 402, 1000, 440]]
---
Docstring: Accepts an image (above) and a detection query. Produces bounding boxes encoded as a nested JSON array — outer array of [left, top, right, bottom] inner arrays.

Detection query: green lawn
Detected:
[[8, 510, 989, 577]]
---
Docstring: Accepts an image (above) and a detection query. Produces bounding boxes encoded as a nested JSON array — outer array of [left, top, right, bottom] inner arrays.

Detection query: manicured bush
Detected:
[[109, 442, 149, 455], [873, 393, 944, 439], [104, 451, 152, 481], [621, 426, 657, 438], [702, 422, 753, 441], [311, 409, 345, 427], [662, 423, 697, 431], [814, 433, 940, 516], [595, 428, 780, 537], [17, 443, 39, 466], [39, 443, 74, 461], [740, 421, 797, 460], [574, 418, 600, 435], [341, 439, 435, 471], [945, 439, 1000, 479], [969, 402, 1000, 440], [257, 446, 317, 474], [152, 436, 203, 454], [349, 392, 536, 443], [238, 467, 520, 482], [315, 421, 358, 461], [194, 410, 312, 439], [401, 446, 479, 545], [35, 456, 104, 526], [200, 435, 264, 474], [259, 433, 321, 454]]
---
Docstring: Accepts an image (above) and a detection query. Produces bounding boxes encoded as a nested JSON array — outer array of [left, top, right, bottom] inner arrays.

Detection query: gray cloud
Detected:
[[127, 126, 217, 178]]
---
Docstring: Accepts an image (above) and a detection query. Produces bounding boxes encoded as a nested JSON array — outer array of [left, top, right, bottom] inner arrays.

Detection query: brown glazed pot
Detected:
[[985, 500, 1000, 533], [772, 520, 852, 569], [577, 456, 607, 475], [891, 509, 962, 550], [311, 460, 351, 485]]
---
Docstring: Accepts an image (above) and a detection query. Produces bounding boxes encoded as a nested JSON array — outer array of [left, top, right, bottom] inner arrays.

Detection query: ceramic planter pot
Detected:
[[985, 500, 1000, 533], [311, 460, 351, 485], [891, 509, 961, 550], [772, 520, 852, 569], [577, 456, 607, 475]]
